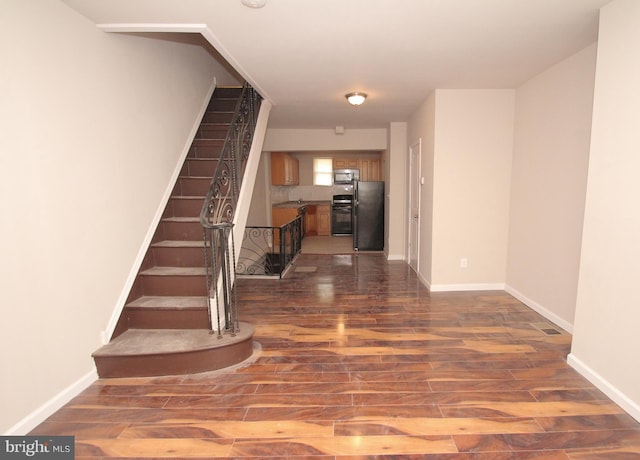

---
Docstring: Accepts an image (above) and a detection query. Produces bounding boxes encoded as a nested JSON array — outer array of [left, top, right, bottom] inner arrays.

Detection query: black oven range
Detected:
[[331, 194, 353, 236]]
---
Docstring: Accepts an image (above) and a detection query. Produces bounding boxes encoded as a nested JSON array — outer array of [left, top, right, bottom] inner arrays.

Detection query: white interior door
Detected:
[[408, 140, 421, 272]]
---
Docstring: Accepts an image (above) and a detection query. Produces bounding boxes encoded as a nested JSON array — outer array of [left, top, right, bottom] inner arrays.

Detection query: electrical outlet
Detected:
[[460, 258, 468, 268]]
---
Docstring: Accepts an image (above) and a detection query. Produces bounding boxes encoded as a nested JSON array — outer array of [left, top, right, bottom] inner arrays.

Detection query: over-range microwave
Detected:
[[333, 168, 360, 184]]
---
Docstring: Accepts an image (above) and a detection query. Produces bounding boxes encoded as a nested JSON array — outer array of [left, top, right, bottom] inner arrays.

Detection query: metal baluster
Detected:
[[199, 83, 262, 339], [229, 225, 239, 333]]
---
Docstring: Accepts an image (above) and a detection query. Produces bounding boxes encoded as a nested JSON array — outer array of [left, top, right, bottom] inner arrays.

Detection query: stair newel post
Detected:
[[202, 227, 214, 334], [228, 224, 239, 334], [204, 225, 224, 337], [220, 223, 233, 336]]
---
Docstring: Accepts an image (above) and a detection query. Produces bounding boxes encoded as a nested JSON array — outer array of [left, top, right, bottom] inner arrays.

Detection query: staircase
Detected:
[[92, 86, 256, 378]]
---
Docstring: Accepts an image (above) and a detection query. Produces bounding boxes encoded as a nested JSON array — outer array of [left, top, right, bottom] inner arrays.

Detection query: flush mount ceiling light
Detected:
[[345, 92, 367, 107], [241, 0, 266, 8]]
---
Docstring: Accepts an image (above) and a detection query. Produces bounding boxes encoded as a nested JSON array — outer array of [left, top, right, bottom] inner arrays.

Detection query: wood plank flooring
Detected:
[[31, 253, 640, 458]]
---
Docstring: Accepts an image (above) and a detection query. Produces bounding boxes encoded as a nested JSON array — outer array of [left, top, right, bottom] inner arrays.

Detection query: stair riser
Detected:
[[197, 124, 230, 139], [203, 112, 234, 124], [213, 87, 243, 99], [125, 308, 210, 330], [159, 221, 203, 241], [188, 140, 224, 159], [181, 159, 218, 177], [173, 178, 211, 197], [151, 247, 205, 267], [93, 331, 253, 378], [141, 275, 207, 296], [163, 198, 204, 218], [207, 98, 238, 112]]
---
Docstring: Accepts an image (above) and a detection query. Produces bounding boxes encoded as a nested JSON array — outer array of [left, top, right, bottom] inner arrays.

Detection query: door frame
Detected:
[[408, 139, 421, 273]]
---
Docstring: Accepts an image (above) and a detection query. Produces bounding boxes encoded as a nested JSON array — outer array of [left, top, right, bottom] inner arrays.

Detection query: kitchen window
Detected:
[[313, 158, 333, 186]]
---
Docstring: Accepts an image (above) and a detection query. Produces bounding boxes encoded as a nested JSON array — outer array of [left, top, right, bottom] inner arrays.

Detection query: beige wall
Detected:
[[264, 128, 387, 151], [570, 0, 640, 421], [424, 90, 515, 290], [246, 153, 272, 226], [407, 93, 436, 284], [506, 44, 596, 332], [386, 123, 408, 260], [0, 0, 230, 433]]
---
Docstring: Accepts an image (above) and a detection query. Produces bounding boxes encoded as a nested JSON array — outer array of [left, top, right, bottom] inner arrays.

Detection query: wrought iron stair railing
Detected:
[[237, 217, 303, 278], [200, 83, 261, 337]]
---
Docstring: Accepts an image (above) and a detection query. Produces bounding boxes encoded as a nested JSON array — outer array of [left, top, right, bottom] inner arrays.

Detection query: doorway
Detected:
[[408, 140, 421, 273]]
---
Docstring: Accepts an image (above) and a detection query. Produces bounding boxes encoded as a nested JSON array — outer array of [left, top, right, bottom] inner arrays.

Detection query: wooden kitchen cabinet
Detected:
[[333, 158, 359, 169], [271, 152, 299, 186], [317, 205, 331, 236], [305, 205, 317, 236], [333, 157, 382, 181], [272, 208, 299, 227], [272, 207, 299, 245], [358, 158, 382, 181]]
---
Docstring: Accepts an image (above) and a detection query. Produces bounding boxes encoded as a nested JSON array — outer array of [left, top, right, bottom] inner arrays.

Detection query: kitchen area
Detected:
[[267, 151, 385, 253], [238, 150, 385, 277]]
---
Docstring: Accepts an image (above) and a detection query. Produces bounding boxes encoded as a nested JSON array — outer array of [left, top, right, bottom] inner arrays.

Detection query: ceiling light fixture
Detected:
[[241, 0, 266, 8], [345, 92, 367, 107]]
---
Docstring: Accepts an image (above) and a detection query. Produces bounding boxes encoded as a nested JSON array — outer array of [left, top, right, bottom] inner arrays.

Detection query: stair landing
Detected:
[[93, 323, 254, 378]]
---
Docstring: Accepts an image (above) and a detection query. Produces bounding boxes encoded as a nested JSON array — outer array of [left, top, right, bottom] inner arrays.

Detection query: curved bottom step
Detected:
[[93, 323, 254, 378]]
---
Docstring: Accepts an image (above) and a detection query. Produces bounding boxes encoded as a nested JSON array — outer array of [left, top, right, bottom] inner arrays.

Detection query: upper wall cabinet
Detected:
[[333, 157, 382, 181], [358, 158, 382, 181], [271, 152, 299, 186], [333, 158, 359, 169]]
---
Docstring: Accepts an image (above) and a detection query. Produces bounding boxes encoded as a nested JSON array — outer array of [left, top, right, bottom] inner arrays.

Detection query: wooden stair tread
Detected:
[[162, 216, 199, 223], [93, 326, 253, 357], [199, 122, 231, 127], [127, 296, 207, 309], [151, 240, 205, 248], [140, 266, 206, 276]]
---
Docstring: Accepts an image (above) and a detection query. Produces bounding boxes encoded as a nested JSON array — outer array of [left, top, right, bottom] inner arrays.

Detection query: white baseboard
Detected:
[[386, 253, 405, 261], [5, 369, 98, 435], [567, 353, 640, 423], [416, 271, 431, 290], [505, 285, 574, 333], [429, 282, 506, 292]]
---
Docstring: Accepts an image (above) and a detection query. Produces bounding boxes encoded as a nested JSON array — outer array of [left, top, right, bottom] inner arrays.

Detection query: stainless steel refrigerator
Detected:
[[353, 181, 385, 251]]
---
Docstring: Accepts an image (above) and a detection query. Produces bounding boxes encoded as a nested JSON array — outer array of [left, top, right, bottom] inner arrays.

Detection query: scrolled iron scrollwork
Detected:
[[199, 84, 262, 333]]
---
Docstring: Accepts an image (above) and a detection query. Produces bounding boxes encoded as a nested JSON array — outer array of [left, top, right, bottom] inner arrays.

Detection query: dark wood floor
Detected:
[[31, 253, 640, 458]]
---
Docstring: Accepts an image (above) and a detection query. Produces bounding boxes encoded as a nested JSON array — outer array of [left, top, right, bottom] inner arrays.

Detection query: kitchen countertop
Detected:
[[272, 200, 331, 208]]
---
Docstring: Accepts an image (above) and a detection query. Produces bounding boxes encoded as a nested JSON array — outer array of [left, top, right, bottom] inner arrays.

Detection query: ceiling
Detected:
[[62, 0, 610, 129]]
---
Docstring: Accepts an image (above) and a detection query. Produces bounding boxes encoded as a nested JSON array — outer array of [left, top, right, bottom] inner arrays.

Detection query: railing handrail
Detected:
[[199, 83, 262, 336], [200, 83, 261, 228], [238, 217, 303, 278]]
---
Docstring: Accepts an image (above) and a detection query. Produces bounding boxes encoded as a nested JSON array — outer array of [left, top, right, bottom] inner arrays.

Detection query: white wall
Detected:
[[0, 0, 230, 433], [506, 44, 597, 332], [386, 122, 408, 260], [569, 0, 640, 421], [246, 153, 272, 226], [431, 90, 514, 289], [407, 91, 513, 290], [264, 128, 388, 151], [407, 93, 436, 284]]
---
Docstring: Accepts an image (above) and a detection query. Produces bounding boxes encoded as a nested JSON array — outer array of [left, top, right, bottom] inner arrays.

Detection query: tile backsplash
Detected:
[[271, 185, 332, 204]]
